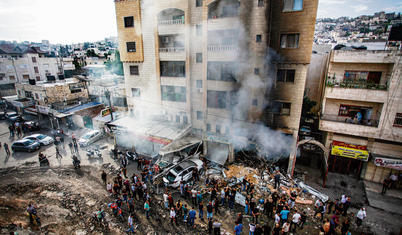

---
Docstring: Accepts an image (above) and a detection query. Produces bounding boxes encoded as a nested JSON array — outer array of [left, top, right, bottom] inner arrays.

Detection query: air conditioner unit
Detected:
[[196, 88, 203, 93], [79, 101, 83, 105], [160, 109, 167, 115], [166, 114, 173, 121], [161, 36, 170, 44]]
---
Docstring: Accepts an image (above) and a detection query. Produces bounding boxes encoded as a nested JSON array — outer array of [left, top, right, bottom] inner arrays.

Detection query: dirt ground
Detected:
[[0, 163, 399, 235]]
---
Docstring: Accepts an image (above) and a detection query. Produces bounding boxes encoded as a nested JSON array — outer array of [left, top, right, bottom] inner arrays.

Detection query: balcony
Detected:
[[157, 19, 185, 26], [157, 9, 185, 35], [207, 45, 238, 51], [324, 86, 388, 103], [320, 114, 380, 138], [159, 47, 185, 53]]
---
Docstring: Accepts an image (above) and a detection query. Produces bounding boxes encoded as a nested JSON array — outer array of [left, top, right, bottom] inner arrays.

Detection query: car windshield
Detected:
[[37, 135, 46, 140], [22, 140, 35, 146], [166, 172, 176, 182], [8, 113, 17, 117], [172, 165, 183, 174], [82, 134, 91, 140]]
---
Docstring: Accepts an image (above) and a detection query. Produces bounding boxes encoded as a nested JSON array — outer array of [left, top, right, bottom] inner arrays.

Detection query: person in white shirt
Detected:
[[290, 210, 301, 232], [163, 192, 169, 209], [107, 183, 112, 196], [356, 208, 366, 226], [390, 173, 398, 189], [249, 222, 256, 233], [191, 188, 197, 205], [282, 221, 290, 235], [341, 195, 347, 204], [143, 183, 147, 191], [126, 214, 134, 233], [170, 208, 178, 225], [275, 212, 281, 224]]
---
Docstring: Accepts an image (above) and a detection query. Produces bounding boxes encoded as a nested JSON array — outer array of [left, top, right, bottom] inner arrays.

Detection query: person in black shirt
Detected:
[[335, 203, 343, 215], [272, 192, 279, 207], [272, 223, 281, 235], [252, 207, 259, 224], [254, 224, 263, 235], [207, 202, 214, 219], [249, 183, 255, 199], [228, 192, 235, 211], [262, 222, 271, 235], [382, 178, 391, 195], [236, 212, 243, 224], [208, 218, 213, 235], [250, 198, 256, 215], [327, 200, 334, 214], [101, 171, 107, 184], [214, 196, 220, 214], [264, 199, 273, 218], [243, 176, 248, 191], [341, 218, 350, 235], [276, 202, 284, 214], [211, 188, 217, 201], [298, 211, 307, 229]]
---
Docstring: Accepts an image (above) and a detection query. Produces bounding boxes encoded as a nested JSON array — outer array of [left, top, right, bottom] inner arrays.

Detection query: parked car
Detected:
[[11, 139, 41, 152], [8, 115, 26, 123], [79, 130, 103, 147], [299, 126, 311, 136], [163, 156, 203, 188], [0, 111, 6, 120], [24, 121, 41, 131], [5, 112, 18, 121], [24, 134, 54, 146], [302, 136, 316, 151]]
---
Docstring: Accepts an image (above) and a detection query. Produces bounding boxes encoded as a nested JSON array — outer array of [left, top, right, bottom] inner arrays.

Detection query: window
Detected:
[[124, 16, 134, 28], [161, 85, 187, 102], [34, 66, 39, 73], [18, 90, 21, 96], [36, 76, 41, 81], [130, 66, 139, 75], [32, 57, 37, 63], [196, 0, 203, 7], [160, 61, 186, 77], [208, 61, 237, 82], [196, 25, 203, 36], [43, 64, 49, 68], [6, 65, 13, 70], [206, 124, 211, 132], [394, 113, 402, 127], [131, 88, 140, 97], [0, 75, 3, 80], [280, 33, 299, 48], [207, 90, 227, 109], [22, 75, 29, 80], [252, 99, 258, 106], [25, 91, 33, 98], [183, 116, 188, 124], [35, 93, 39, 99], [273, 102, 291, 115], [196, 53, 202, 63], [258, 0, 264, 6], [20, 65, 28, 69], [126, 42, 136, 52], [196, 80, 203, 88], [216, 125, 221, 134], [254, 68, 260, 75], [277, 69, 295, 82], [283, 0, 303, 12], [225, 126, 230, 135], [256, 35, 262, 42], [71, 89, 82, 94], [197, 111, 203, 120], [176, 115, 180, 123], [9, 75, 15, 80]]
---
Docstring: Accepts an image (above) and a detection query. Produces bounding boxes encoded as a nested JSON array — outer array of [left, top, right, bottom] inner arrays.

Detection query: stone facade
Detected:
[[115, 0, 318, 167]]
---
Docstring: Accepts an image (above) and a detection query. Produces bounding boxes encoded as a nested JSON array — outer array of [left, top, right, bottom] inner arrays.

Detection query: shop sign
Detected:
[[373, 156, 402, 170], [331, 141, 369, 161], [36, 105, 49, 114], [132, 132, 172, 145], [101, 109, 110, 117], [203, 132, 230, 144], [12, 99, 34, 108]]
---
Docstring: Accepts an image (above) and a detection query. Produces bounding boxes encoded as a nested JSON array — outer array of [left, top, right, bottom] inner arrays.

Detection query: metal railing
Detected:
[[326, 80, 387, 90], [157, 19, 185, 26], [207, 45, 238, 51], [159, 47, 185, 53], [321, 114, 379, 127], [208, 14, 240, 19]]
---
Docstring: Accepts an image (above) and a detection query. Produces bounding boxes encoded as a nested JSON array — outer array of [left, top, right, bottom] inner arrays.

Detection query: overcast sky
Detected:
[[0, 0, 401, 45]]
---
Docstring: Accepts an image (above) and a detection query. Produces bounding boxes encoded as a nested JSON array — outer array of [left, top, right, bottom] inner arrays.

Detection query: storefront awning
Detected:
[[159, 137, 201, 156], [372, 153, 402, 170], [24, 106, 37, 115], [331, 140, 369, 161]]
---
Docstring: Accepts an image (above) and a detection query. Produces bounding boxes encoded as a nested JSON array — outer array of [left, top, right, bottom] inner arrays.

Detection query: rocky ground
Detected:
[[0, 163, 400, 235]]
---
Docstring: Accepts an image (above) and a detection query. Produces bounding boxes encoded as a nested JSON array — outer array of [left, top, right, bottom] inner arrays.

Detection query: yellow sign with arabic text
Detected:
[[331, 145, 369, 161]]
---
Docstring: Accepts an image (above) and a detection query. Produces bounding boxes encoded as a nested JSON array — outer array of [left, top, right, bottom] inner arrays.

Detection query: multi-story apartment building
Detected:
[[113, 0, 318, 170], [0, 44, 62, 86], [319, 50, 402, 183]]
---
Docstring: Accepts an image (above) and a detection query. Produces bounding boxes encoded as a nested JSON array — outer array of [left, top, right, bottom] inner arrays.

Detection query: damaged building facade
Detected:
[[113, 0, 318, 170], [319, 50, 402, 183]]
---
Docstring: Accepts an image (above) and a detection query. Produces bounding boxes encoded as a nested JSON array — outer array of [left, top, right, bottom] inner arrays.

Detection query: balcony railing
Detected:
[[321, 114, 379, 127], [158, 19, 185, 26], [159, 47, 185, 53], [208, 14, 239, 19], [207, 45, 238, 51], [326, 80, 387, 90]]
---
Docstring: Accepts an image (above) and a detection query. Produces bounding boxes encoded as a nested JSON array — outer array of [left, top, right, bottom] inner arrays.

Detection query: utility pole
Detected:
[[104, 89, 113, 121]]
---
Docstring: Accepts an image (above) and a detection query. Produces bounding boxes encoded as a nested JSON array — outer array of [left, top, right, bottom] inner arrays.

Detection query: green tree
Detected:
[[301, 96, 317, 123], [86, 49, 97, 57], [104, 50, 123, 75]]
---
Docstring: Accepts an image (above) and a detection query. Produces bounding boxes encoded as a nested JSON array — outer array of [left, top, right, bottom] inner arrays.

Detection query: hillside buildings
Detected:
[[113, 0, 318, 171]]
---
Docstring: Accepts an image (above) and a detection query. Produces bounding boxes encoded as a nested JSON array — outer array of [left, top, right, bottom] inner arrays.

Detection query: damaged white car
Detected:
[[163, 157, 203, 188]]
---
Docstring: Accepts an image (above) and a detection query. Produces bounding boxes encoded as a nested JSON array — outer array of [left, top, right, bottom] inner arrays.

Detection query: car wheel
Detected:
[[12, 148, 16, 152], [100, 135, 103, 140]]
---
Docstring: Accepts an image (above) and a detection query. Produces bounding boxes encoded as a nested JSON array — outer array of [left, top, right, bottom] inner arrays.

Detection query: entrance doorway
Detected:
[[83, 116, 93, 129], [327, 155, 363, 178]]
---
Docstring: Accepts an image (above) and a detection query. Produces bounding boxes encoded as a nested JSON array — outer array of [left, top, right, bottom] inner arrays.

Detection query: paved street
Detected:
[[0, 112, 118, 170]]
